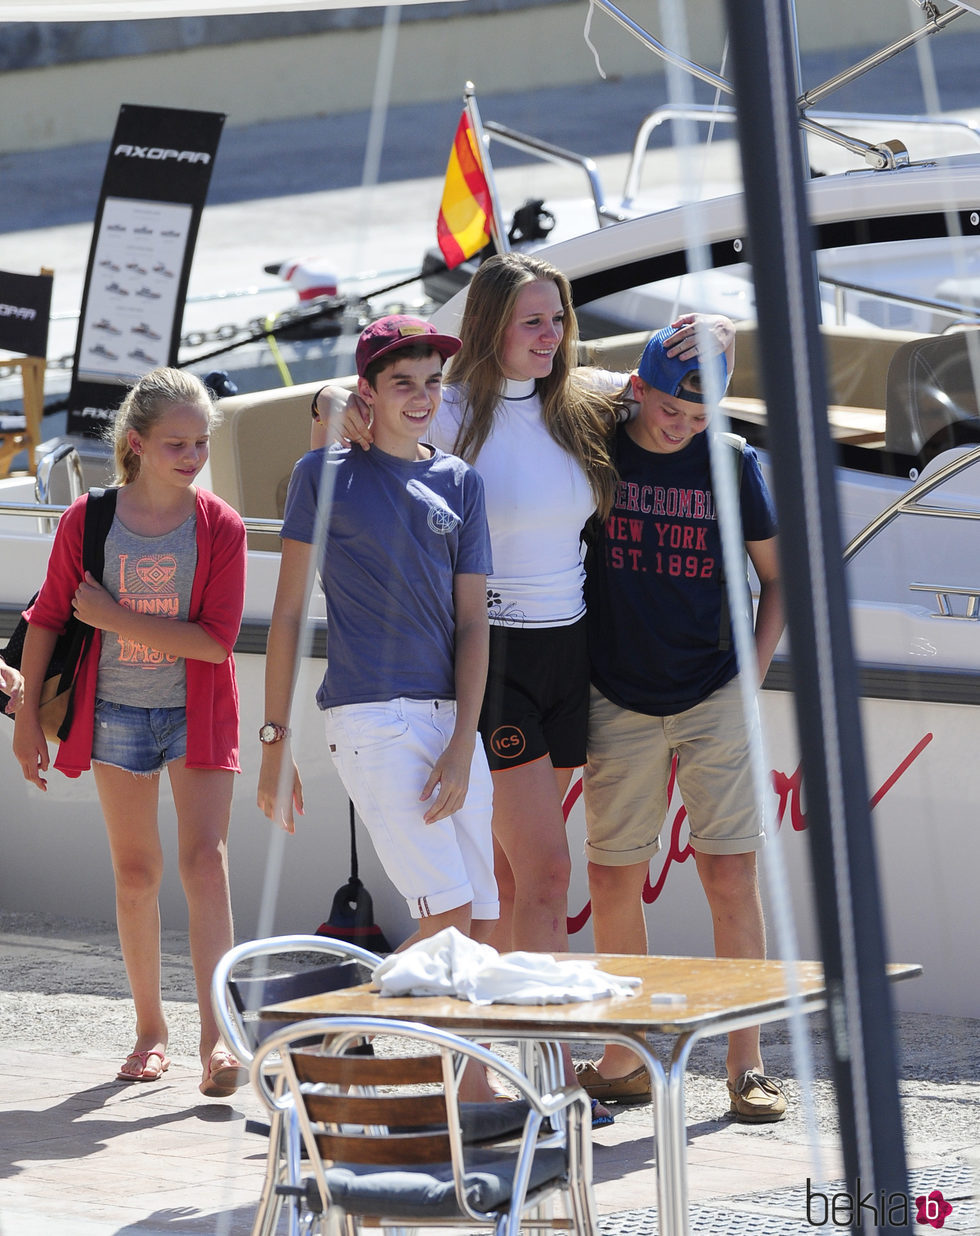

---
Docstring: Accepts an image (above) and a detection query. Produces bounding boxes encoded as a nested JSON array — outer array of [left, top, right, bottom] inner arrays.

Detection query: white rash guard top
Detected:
[[433, 375, 620, 628]]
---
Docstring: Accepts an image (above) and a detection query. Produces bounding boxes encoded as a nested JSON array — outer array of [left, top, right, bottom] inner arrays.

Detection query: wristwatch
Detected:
[[259, 722, 291, 745]]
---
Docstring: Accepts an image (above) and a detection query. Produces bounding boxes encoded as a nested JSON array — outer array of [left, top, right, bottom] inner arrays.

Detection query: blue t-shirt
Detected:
[[586, 424, 777, 715], [281, 444, 492, 709]]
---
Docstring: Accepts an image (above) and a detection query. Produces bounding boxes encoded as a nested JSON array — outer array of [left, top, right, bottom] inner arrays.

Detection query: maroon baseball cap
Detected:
[[355, 315, 461, 378]]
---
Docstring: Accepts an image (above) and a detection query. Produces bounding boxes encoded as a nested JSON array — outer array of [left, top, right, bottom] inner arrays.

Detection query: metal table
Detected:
[[261, 953, 921, 1236]]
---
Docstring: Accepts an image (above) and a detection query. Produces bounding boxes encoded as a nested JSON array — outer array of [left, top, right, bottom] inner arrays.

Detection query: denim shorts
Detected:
[[91, 698, 188, 775]]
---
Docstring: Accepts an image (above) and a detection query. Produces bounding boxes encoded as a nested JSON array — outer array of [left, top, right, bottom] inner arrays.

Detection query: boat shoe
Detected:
[[727, 1069, 787, 1123], [575, 1059, 651, 1105]]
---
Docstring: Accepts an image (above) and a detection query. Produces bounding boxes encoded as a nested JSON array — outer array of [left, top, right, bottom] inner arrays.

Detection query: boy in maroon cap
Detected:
[[258, 316, 498, 945]]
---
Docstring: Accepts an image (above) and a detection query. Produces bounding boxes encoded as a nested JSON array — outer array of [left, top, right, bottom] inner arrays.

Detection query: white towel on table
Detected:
[[372, 926, 641, 1006]]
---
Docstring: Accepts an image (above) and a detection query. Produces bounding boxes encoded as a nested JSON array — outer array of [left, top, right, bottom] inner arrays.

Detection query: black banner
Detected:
[[67, 104, 225, 437], [0, 269, 53, 358]]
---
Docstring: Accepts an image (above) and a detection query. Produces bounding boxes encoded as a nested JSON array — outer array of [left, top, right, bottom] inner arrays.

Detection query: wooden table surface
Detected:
[[260, 953, 921, 1037]]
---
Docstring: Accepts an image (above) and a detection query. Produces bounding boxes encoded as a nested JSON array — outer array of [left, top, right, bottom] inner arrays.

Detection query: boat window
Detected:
[[574, 233, 979, 483]]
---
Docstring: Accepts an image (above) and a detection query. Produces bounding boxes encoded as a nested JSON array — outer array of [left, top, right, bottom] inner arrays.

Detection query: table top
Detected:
[[260, 953, 921, 1038]]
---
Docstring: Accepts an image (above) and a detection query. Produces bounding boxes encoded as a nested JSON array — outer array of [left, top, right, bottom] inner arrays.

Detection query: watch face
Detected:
[[259, 724, 276, 743]]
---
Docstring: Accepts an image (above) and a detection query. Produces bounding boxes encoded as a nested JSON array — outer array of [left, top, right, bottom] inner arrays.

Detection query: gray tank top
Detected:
[[96, 512, 198, 708]]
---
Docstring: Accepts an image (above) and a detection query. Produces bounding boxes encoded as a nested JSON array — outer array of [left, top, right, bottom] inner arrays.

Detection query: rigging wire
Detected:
[[657, 0, 825, 1182]]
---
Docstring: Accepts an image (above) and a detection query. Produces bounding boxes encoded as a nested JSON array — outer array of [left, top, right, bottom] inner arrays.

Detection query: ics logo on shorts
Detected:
[[490, 725, 526, 760]]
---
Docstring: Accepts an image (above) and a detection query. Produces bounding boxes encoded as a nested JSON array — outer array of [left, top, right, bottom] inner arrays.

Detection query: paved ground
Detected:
[[0, 910, 978, 1235]]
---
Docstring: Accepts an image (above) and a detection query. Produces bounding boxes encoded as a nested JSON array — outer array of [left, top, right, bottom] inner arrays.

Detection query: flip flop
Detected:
[[117, 1049, 171, 1082], [200, 1049, 247, 1098], [591, 1098, 615, 1129]]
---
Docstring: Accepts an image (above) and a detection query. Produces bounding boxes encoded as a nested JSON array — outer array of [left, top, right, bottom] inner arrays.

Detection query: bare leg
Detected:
[[389, 903, 506, 1103], [93, 763, 168, 1072], [469, 918, 497, 944], [490, 760, 608, 1114], [694, 850, 767, 1080], [487, 834, 516, 952], [395, 903, 475, 952], [489, 758, 573, 953], [586, 859, 650, 1077], [168, 759, 236, 1067]]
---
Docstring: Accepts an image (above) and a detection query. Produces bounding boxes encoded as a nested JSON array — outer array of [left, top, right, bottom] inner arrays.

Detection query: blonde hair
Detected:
[[445, 253, 618, 519], [110, 367, 217, 485]]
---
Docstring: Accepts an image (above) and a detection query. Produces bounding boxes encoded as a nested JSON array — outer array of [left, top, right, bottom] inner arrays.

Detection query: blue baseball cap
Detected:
[[637, 326, 728, 403]]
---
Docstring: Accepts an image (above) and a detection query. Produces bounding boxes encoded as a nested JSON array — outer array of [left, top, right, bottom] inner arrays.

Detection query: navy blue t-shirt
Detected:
[[585, 423, 777, 715], [281, 444, 492, 709]]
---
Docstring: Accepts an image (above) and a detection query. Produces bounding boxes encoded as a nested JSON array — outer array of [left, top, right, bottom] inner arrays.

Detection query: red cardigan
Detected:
[[25, 487, 247, 777]]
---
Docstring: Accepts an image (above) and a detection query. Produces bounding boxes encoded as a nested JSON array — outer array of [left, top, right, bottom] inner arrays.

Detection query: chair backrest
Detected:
[[253, 1015, 595, 1234], [0, 267, 54, 477], [211, 935, 381, 1065], [293, 1046, 457, 1168], [0, 268, 52, 359], [885, 330, 980, 461]]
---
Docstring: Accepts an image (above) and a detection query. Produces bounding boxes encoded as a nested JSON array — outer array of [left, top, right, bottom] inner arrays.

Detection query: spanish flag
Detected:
[[436, 112, 495, 269]]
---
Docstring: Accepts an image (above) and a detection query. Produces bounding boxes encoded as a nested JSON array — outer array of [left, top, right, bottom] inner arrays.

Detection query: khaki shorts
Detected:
[[583, 676, 766, 865]]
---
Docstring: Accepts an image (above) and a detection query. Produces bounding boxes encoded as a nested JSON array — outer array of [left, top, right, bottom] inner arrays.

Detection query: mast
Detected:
[[721, 0, 911, 1224]]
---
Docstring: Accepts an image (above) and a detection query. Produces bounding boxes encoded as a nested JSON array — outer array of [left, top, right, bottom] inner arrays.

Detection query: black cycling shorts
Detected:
[[479, 617, 589, 772]]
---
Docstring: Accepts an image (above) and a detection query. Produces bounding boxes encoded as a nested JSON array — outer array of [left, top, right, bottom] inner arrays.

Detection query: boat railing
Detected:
[[34, 443, 84, 532], [486, 97, 980, 236], [596, 0, 971, 174], [908, 581, 980, 620], [844, 443, 980, 563], [623, 105, 980, 210], [482, 122, 627, 227], [820, 273, 980, 329], [0, 496, 284, 542]]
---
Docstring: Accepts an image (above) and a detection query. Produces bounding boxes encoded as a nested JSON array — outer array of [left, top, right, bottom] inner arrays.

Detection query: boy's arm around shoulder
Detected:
[[313, 383, 373, 451], [747, 534, 784, 682], [257, 536, 315, 833], [419, 572, 489, 824]]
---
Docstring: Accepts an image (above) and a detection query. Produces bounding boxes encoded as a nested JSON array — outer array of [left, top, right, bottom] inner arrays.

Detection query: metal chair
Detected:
[[252, 1015, 599, 1236], [211, 935, 383, 1236], [0, 266, 53, 478]]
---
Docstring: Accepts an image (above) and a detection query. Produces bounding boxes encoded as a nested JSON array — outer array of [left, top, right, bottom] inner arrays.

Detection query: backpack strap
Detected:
[[54, 487, 118, 740], [712, 433, 746, 652], [82, 486, 118, 580]]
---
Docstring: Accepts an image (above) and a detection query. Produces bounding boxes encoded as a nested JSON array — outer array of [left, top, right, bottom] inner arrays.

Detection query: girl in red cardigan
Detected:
[[14, 368, 247, 1097]]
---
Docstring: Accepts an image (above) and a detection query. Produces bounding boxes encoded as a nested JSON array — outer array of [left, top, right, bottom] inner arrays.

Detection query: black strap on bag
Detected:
[[1, 487, 117, 734], [712, 432, 746, 653], [51, 487, 118, 739]]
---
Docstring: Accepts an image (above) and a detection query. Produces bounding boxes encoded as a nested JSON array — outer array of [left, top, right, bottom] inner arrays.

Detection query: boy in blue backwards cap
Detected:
[[576, 326, 787, 1122]]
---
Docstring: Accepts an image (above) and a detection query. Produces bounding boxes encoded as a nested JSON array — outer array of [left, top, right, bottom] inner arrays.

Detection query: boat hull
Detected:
[[0, 639, 972, 1017]]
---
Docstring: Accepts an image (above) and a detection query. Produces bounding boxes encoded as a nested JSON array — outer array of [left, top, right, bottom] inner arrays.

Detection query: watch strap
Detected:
[[259, 721, 291, 744]]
